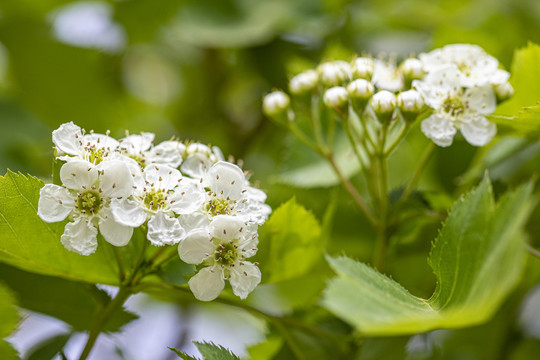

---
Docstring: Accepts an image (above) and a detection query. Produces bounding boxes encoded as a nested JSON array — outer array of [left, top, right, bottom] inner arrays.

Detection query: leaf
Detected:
[[194, 342, 240, 360], [0, 282, 19, 360], [255, 198, 324, 283], [489, 104, 540, 138], [26, 333, 71, 360], [0, 171, 139, 285], [322, 176, 533, 336], [168, 346, 199, 360], [0, 263, 137, 332]]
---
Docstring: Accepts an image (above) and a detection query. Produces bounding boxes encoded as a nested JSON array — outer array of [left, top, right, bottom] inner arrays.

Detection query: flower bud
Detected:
[[370, 90, 396, 122], [400, 58, 424, 81], [263, 91, 290, 118], [347, 79, 374, 111], [397, 90, 424, 122], [494, 82, 513, 103], [318, 61, 351, 87], [289, 70, 319, 95], [324, 86, 349, 108], [351, 57, 375, 79]]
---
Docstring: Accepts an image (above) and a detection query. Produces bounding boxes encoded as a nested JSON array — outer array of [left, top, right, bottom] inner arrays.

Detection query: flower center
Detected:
[[442, 96, 466, 117], [206, 197, 233, 217], [214, 242, 237, 266], [129, 154, 147, 168], [457, 62, 472, 76], [77, 191, 102, 214], [87, 147, 107, 164], [144, 190, 166, 211]]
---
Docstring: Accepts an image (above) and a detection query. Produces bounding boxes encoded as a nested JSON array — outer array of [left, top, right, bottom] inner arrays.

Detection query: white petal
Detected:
[[209, 215, 245, 242], [207, 161, 245, 199], [148, 140, 185, 168], [188, 267, 225, 301], [60, 160, 98, 190], [460, 115, 497, 147], [37, 184, 74, 223], [97, 160, 134, 198], [110, 198, 146, 227], [179, 213, 210, 234], [83, 133, 119, 151], [181, 153, 213, 179], [144, 164, 182, 191], [99, 209, 133, 246], [229, 262, 261, 299], [464, 86, 496, 115], [119, 133, 155, 154], [61, 218, 98, 256], [147, 212, 185, 246], [177, 229, 213, 264], [421, 114, 457, 147], [52, 122, 82, 155], [170, 179, 206, 215]]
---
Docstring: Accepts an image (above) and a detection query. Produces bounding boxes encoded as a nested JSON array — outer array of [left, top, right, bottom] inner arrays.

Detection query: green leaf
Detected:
[[322, 176, 533, 335], [168, 346, 199, 360], [0, 263, 137, 332], [0, 171, 139, 285], [255, 198, 324, 283], [0, 282, 19, 360], [194, 342, 240, 360], [26, 333, 71, 360]]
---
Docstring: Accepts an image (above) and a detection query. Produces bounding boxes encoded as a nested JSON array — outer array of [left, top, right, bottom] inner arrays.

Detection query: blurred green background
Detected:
[[1, 0, 540, 262]]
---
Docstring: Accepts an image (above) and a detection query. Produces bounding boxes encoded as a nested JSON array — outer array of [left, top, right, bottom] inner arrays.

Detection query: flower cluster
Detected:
[[38, 122, 271, 301], [263, 43, 512, 148]]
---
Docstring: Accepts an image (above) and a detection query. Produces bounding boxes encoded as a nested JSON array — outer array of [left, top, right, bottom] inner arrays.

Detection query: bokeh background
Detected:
[[3, 0, 540, 358]]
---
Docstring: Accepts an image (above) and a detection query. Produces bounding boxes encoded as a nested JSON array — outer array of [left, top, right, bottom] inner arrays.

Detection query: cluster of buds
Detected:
[[263, 44, 513, 148], [38, 122, 271, 301]]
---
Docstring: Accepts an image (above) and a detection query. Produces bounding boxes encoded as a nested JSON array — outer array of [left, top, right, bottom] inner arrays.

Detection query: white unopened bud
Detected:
[[263, 91, 290, 117], [400, 58, 424, 80], [318, 61, 351, 87], [347, 79, 374, 100], [494, 82, 513, 102], [289, 70, 319, 95], [324, 86, 349, 108], [351, 57, 374, 79], [370, 90, 396, 122], [397, 90, 424, 122]]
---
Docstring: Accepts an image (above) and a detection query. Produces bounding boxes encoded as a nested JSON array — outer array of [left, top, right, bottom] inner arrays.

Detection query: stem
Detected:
[[372, 123, 390, 270], [78, 286, 132, 360], [526, 244, 540, 260], [342, 115, 369, 170], [288, 122, 321, 154], [402, 142, 436, 202], [113, 247, 126, 282], [384, 122, 410, 156], [326, 153, 377, 226], [311, 93, 326, 150]]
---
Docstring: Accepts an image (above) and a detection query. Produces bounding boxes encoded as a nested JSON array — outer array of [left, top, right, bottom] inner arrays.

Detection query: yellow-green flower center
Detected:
[[144, 190, 167, 211], [457, 62, 472, 76], [442, 96, 466, 117], [206, 198, 233, 217], [78, 191, 102, 214], [88, 147, 107, 164], [215, 242, 237, 266]]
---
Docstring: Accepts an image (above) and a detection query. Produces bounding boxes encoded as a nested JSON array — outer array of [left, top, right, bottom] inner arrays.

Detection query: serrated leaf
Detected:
[[322, 176, 533, 335], [168, 346, 199, 360], [0, 171, 138, 285], [255, 198, 323, 283], [0, 263, 137, 332], [194, 342, 240, 360], [490, 104, 540, 138], [0, 282, 19, 360]]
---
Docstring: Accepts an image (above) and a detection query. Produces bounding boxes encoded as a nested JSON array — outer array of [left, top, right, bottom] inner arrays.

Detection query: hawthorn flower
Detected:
[[414, 66, 497, 147], [110, 164, 204, 246], [323, 86, 349, 108], [52, 122, 119, 164], [318, 60, 351, 87], [178, 215, 260, 301], [37, 159, 136, 255], [370, 90, 397, 122], [180, 143, 225, 180], [118, 133, 185, 169], [419, 44, 509, 87], [351, 57, 375, 80], [289, 70, 319, 95], [371, 60, 404, 92], [262, 91, 290, 117]]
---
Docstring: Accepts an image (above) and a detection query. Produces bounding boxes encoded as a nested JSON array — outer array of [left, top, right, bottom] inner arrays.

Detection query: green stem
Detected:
[[526, 244, 540, 260], [311, 93, 327, 150], [372, 123, 390, 270], [288, 122, 321, 154], [402, 142, 436, 202], [384, 122, 410, 156], [78, 286, 132, 360]]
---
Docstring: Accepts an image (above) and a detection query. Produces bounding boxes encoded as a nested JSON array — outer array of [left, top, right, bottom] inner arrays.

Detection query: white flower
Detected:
[[263, 91, 290, 116], [351, 57, 374, 79], [371, 60, 404, 92], [414, 66, 497, 147], [178, 215, 261, 301], [397, 90, 424, 113], [110, 164, 205, 246], [37, 159, 136, 255], [494, 81, 513, 102], [52, 122, 119, 164], [118, 134, 185, 169], [180, 143, 225, 180], [370, 90, 397, 117], [289, 70, 319, 95], [347, 79, 374, 100], [400, 58, 424, 80], [318, 60, 351, 87], [419, 44, 509, 87], [323, 86, 349, 108]]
